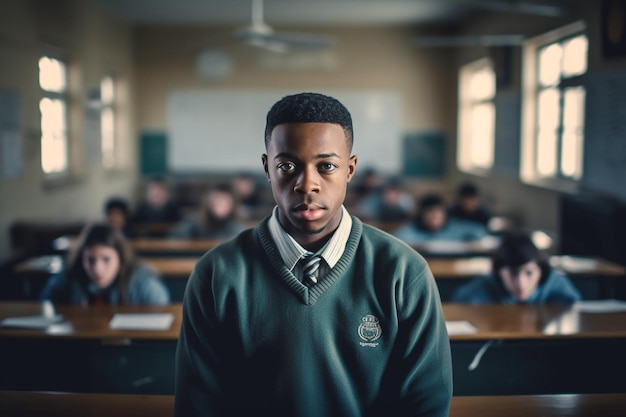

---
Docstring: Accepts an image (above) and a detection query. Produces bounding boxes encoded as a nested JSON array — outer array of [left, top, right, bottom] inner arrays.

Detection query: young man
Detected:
[[175, 92, 452, 416]]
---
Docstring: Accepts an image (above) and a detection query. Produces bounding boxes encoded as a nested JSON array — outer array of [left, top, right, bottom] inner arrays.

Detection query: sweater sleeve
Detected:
[[377, 262, 453, 417], [174, 262, 225, 416]]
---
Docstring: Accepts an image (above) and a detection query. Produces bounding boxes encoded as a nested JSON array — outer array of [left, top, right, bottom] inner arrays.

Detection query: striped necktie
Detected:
[[301, 254, 322, 286]]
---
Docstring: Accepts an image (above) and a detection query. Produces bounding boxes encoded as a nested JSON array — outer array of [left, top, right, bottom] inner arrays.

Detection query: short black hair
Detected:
[[492, 231, 551, 284], [418, 193, 445, 211], [104, 197, 130, 216], [264, 92, 353, 149], [457, 182, 480, 198]]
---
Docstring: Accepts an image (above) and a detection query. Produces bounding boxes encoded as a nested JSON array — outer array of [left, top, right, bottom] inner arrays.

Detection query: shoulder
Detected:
[[452, 275, 499, 303], [540, 270, 582, 302], [193, 227, 258, 274], [128, 263, 170, 304]]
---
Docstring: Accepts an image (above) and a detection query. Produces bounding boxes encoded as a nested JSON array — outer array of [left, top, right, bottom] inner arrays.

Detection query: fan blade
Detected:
[[414, 34, 525, 47], [265, 32, 335, 50]]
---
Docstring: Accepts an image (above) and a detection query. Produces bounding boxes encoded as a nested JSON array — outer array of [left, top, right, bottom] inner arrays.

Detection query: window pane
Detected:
[[470, 66, 496, 101], [101, 76, 114, 104], [538, 43, 562, 87], [561, 87, 585, 178], [41, 132, 68, 174], [470, 103, 495, 169], [537, 88, 561, 129], [537, 130, 558, 177], [39, 57, 66, 92], [40, 98, 67, 174], [562, 35, 588, 77], [101, 107, 115, 168]]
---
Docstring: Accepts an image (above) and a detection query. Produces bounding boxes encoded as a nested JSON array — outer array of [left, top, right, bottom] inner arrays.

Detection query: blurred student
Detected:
[[448, 182, 492, 227], [104, 197, 132, 238], [392, 192, 487, 246], [40, 223, 170, 305], [168, 183, 247, 240], [132, 177, 182, 224], [231, 172, 270, 220], [353, 176, 415, 223], [452, 231, 582, 304]]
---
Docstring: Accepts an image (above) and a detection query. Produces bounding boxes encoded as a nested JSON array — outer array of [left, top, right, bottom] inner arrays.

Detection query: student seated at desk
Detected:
[[448, 181, 493, 227], [40, 223, 170, 305], [392, 193, 488, 246], [452, 232, 582, 304], [168, 183, 247, 240], [104, 196, 133, 238], [132, 177, 182, 224]]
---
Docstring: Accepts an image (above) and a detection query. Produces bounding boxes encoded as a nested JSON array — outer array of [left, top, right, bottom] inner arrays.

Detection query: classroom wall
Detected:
[[0, 0, 137, 258], [133, 24, 460, 190]]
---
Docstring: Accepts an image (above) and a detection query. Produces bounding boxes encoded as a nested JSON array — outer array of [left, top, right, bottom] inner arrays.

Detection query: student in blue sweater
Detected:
[[175, 92, 453, 417], [40, 223, 170, 305], [452, 231, 582, 304]]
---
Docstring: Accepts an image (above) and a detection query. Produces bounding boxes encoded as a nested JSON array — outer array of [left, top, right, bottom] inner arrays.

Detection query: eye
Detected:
[[277, 162, 296, 172], [319, 162, 337, 172]]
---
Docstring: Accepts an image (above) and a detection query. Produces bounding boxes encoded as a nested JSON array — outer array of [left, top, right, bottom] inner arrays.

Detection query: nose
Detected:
[[294, 166, 320, 194]]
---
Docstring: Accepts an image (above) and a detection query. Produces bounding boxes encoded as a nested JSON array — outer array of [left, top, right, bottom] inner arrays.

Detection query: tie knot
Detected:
[[301, 254, 321, 285]]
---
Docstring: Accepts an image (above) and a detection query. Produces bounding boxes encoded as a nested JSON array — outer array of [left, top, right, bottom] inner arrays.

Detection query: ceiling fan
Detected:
[[413, 0, 567, 48], [234, 0, 335, 53]]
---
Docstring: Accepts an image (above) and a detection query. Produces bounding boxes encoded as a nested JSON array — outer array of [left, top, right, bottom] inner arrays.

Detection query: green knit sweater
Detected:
[[175, 215, 452, 417]]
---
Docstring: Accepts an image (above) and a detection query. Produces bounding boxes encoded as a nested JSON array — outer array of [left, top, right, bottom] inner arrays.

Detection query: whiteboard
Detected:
[[167, 89, 402, 173]]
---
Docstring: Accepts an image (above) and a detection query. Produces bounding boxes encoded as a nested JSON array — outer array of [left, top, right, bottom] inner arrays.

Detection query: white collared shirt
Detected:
[[268, 205, 352, 283]]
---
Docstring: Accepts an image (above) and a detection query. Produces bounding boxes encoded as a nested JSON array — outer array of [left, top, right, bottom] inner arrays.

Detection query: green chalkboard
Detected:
[[402, 131, 446, 178], [140, 131, 167, 175]]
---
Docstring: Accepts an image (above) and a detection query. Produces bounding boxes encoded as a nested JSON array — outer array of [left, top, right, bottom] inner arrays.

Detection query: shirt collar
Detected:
[[268, 205, 352, 271]]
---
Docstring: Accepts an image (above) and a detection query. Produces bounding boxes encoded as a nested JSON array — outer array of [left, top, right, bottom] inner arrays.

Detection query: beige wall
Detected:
[[0, 0, 137, 258], [133, 24, 460, 191]]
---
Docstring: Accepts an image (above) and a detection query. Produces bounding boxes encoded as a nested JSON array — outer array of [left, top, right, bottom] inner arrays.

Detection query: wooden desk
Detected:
[[1, 302, 626, 395], [1, 391, 625, 417], [10, 254, 626, 302], [0, 302, 181, 340], [130, 238, 220, 256]]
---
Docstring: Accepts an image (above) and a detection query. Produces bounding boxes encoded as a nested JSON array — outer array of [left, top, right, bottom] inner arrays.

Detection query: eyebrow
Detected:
[[273, 152, 341, 160]]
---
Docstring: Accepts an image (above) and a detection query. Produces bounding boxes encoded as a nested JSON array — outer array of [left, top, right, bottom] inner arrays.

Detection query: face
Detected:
[[263, 122, 357, 249], [422, 206, 447, 231], [460, 196, 480, 213], [82, 245, 121, 289], [499, 260, 542, 301], [147, 183, 169, 207], [107, 209, 127, 230], [205, 190, 235, 220]]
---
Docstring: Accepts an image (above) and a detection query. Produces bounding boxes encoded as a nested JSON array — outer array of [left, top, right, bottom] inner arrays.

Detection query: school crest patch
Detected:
[[358, 315, 382, 347]]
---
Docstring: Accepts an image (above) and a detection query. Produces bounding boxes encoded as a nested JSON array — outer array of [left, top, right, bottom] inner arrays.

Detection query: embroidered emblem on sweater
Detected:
[[358, 315, 382, 347]]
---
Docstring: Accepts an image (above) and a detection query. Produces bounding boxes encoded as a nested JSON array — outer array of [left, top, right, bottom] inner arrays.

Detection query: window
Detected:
[[521, 21, 587, 187], [39, 56, 69, 176], [457, 58, 496, 174], [100, 76, 116, 169]]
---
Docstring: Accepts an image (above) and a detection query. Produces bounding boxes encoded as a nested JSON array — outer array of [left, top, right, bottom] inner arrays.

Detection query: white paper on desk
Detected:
[[109, 313, 174, 330], [0, 315, 64, 329], [446, 320, 478, 335], [573, 299, 626, 314]]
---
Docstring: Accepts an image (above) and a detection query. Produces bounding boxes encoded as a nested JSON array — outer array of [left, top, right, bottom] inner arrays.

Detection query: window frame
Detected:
[[100, 75, 117, 170], [520, 20, 587, 191], [39, 54, 70, 179], [457, 57, 497, 176]]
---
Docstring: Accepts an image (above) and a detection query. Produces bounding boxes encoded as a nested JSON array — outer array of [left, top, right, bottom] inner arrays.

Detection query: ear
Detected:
[[262, 154, 270, 182], [346, 155, 358, 183]]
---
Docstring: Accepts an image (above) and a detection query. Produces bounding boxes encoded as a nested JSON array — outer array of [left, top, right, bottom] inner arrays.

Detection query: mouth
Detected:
[[292, 202, 326, 221]]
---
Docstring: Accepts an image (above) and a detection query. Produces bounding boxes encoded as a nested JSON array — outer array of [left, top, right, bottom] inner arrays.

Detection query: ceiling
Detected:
[[94, 0, 572, 27]]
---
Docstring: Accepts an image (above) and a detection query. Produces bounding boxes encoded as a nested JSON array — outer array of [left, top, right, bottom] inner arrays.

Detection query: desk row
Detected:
[[2, 391, 625, 417], [10, 254, 626, 303], [1, 302, 626, 395]]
